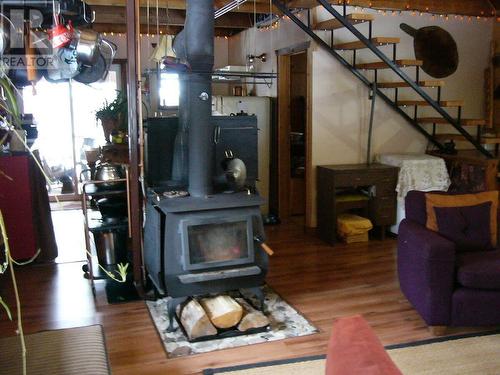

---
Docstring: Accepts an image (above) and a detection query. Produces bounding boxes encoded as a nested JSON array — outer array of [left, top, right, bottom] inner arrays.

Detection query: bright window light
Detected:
[[159, 73, 180, 107]]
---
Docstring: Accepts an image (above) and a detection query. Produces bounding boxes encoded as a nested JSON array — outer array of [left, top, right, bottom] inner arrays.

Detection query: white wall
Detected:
[[106, 34, 230, 97], [228, 7, 493, 226], [106, 34, 229, 70]]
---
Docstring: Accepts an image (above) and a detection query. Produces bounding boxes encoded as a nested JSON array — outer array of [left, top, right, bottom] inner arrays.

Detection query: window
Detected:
[[159, 73, 180, 108], [22, 65, 122, 197]]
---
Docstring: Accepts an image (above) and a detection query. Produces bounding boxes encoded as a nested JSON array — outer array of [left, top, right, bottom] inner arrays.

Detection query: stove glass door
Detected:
[[183, 217, 254, 270]]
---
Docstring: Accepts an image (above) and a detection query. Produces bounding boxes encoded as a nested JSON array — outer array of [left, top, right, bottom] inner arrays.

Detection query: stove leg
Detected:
[[242, 287, 265, 311], [167, 296, 188, 332]]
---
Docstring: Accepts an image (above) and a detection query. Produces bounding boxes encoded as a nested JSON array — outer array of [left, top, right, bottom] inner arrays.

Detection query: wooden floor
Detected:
[[0, 218, 492, 374]]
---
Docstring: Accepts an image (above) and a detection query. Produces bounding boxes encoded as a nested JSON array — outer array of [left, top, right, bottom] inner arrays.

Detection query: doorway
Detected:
[[276, 47, 311, 225], [22, 62, 125, 200]]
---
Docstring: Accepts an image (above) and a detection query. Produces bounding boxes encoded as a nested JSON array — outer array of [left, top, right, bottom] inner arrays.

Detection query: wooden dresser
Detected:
[[317, 163, 399, 245]]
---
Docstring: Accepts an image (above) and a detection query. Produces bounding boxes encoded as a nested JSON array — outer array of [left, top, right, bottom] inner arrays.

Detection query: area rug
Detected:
[[203, 330, 500, 374], [0, 325, 111, 375], [146, 285, 318, 358]]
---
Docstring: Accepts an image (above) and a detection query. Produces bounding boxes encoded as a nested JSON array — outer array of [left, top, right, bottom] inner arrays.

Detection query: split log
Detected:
[[236, 298, 270, 332], [177, 299, 217, 340], [200, 295, 243, 329]]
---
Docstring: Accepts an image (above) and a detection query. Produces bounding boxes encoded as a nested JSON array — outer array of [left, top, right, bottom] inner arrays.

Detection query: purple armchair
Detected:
[[397, 191, 500, 332]]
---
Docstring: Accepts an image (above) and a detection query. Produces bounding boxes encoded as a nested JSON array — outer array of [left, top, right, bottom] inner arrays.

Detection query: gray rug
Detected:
[[146, 285, 319, 358], [0, 325, 111, 375]]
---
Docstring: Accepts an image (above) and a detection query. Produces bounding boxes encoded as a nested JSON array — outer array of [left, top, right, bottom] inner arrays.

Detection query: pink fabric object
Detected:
[[325, 315, 402, 375]]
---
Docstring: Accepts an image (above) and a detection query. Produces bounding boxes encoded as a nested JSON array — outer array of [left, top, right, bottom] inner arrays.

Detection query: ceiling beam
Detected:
[[92, 5, 254, 28], [86, 0, 279, 14], [92, 22, 241, 36], [287, 0, 496, 17]]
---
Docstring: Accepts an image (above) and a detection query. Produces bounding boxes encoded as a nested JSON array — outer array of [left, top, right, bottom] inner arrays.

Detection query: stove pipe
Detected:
[[173, 0, 215, 198]]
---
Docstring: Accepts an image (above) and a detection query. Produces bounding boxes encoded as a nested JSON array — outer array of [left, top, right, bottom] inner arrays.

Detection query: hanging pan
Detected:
[[73, 51, 107, 84], [400, 23, 458, 78]]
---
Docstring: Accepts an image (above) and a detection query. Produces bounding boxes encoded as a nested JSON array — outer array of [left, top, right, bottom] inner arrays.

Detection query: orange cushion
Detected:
[[425, 191, 498, 247], [325, 315, 402, 375]]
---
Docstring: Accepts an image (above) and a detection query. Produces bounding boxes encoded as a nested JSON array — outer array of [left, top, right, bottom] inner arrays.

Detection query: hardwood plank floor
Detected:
[[0, 218, 495, 374]]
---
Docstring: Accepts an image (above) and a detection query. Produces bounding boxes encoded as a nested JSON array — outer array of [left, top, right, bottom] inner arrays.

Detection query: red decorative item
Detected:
[[0, 155, 58, 261], [49, 20, 73, 49]]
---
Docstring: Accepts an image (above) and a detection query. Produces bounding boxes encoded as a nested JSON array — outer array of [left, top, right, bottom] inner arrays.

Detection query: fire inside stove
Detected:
[[185, 219, 252, 268]]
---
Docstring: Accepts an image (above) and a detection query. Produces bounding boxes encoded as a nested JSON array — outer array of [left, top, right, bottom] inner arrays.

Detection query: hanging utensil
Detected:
[[73, 27, 101, 66], [73, 51, 107, 84], [46, 46, 80, 82], [82, 0, 96, 24], [400, 23, 458, 78]]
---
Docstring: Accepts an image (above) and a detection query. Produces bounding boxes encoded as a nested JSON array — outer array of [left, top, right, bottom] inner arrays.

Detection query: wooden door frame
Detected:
[[276, 42, 313, 226]]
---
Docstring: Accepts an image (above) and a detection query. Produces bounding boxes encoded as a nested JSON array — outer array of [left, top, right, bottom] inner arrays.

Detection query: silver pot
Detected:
[[94, 162, 125, 189], [0, 24, 8, 55], [93, 229, 127, 266], [74, 28, 101, 66]]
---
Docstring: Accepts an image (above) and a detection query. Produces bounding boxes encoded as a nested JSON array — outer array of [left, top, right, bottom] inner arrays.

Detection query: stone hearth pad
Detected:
[[146, 285, 318, 358]]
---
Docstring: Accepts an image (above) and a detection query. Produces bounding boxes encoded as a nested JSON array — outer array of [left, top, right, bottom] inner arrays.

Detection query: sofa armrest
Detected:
[[397, 219, 456, 326], [325, 315, 402, 375]]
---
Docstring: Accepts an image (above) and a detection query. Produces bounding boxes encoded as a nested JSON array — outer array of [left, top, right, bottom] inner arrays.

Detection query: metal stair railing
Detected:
[[271, 0, 493, 158]]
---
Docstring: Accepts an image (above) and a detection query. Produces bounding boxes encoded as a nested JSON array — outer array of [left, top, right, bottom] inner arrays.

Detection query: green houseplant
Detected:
[[95, 91, 128, 144]]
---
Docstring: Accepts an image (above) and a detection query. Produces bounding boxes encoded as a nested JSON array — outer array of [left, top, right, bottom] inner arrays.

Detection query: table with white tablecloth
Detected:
[[377, 153, 451, 233]]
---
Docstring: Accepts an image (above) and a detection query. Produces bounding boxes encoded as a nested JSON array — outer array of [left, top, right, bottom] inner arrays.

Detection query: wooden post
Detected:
[[126, 0, 143, 285]]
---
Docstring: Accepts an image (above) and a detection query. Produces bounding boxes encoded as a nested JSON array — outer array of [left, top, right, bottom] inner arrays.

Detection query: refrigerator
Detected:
[[213, 96, 272, 215]]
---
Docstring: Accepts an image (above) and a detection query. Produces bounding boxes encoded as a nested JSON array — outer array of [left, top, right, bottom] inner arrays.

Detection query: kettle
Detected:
[[81, 162, 125, 189], [94, 162, 125, 188]]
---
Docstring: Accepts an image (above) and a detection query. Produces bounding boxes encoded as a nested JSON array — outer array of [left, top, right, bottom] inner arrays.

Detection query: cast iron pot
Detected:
[[400, 23, 458, 78], [97, 197, 127, 220]]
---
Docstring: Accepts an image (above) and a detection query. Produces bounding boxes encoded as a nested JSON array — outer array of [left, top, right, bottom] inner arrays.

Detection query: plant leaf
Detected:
[[0, 296, 12, 320]]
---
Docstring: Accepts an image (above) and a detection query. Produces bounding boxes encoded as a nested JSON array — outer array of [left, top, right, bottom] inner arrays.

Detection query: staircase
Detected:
[[272, 0, 496, 158]]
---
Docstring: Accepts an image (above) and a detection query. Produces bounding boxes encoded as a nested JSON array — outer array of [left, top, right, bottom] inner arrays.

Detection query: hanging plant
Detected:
[[95, 91, 128, 143]]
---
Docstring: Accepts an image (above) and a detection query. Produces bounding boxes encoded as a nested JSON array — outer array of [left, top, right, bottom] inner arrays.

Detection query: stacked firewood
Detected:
[[177, 295, 270, 340]]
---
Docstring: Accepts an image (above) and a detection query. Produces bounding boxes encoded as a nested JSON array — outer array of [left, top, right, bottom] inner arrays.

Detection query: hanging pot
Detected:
[[74, 28, 101, 66], [0, 23, 8, 55], [400, 23, 458, 78], [46, 46, 80, 82], [73, 51, 107, 84]]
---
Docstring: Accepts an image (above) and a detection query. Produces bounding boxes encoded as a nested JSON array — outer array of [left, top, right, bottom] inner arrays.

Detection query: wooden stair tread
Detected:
[[355, 59, 423, 70], [417, 117, 487, 126], [434, 134, 500, 144], [334, 37, 400, 50], [314, 13, 374, 30], [377, 80, 445, 88], [481, 136, 500, 144], [397, 100, 464, 107]]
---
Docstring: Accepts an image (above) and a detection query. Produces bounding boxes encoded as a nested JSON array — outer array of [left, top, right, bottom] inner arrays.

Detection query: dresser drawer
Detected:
[[334, 171, 379, 187]]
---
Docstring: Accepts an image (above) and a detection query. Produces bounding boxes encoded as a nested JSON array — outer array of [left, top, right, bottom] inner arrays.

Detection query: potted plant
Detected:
[[95, 91, 128, 144], [0, 77, 25, 152]]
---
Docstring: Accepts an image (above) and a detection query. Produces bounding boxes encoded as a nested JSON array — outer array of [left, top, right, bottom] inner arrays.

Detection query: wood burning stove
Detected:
[[143, 0, 270, 332], [144, 193, 269, 330]]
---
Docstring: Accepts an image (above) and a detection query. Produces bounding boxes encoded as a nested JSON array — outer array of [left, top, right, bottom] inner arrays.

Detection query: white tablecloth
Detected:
[[377, 153, 450, 199], [376, 153, 451, 233]]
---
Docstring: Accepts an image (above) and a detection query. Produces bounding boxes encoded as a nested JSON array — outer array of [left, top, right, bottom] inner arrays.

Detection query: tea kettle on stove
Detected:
[[221, 150, 247, 191]]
